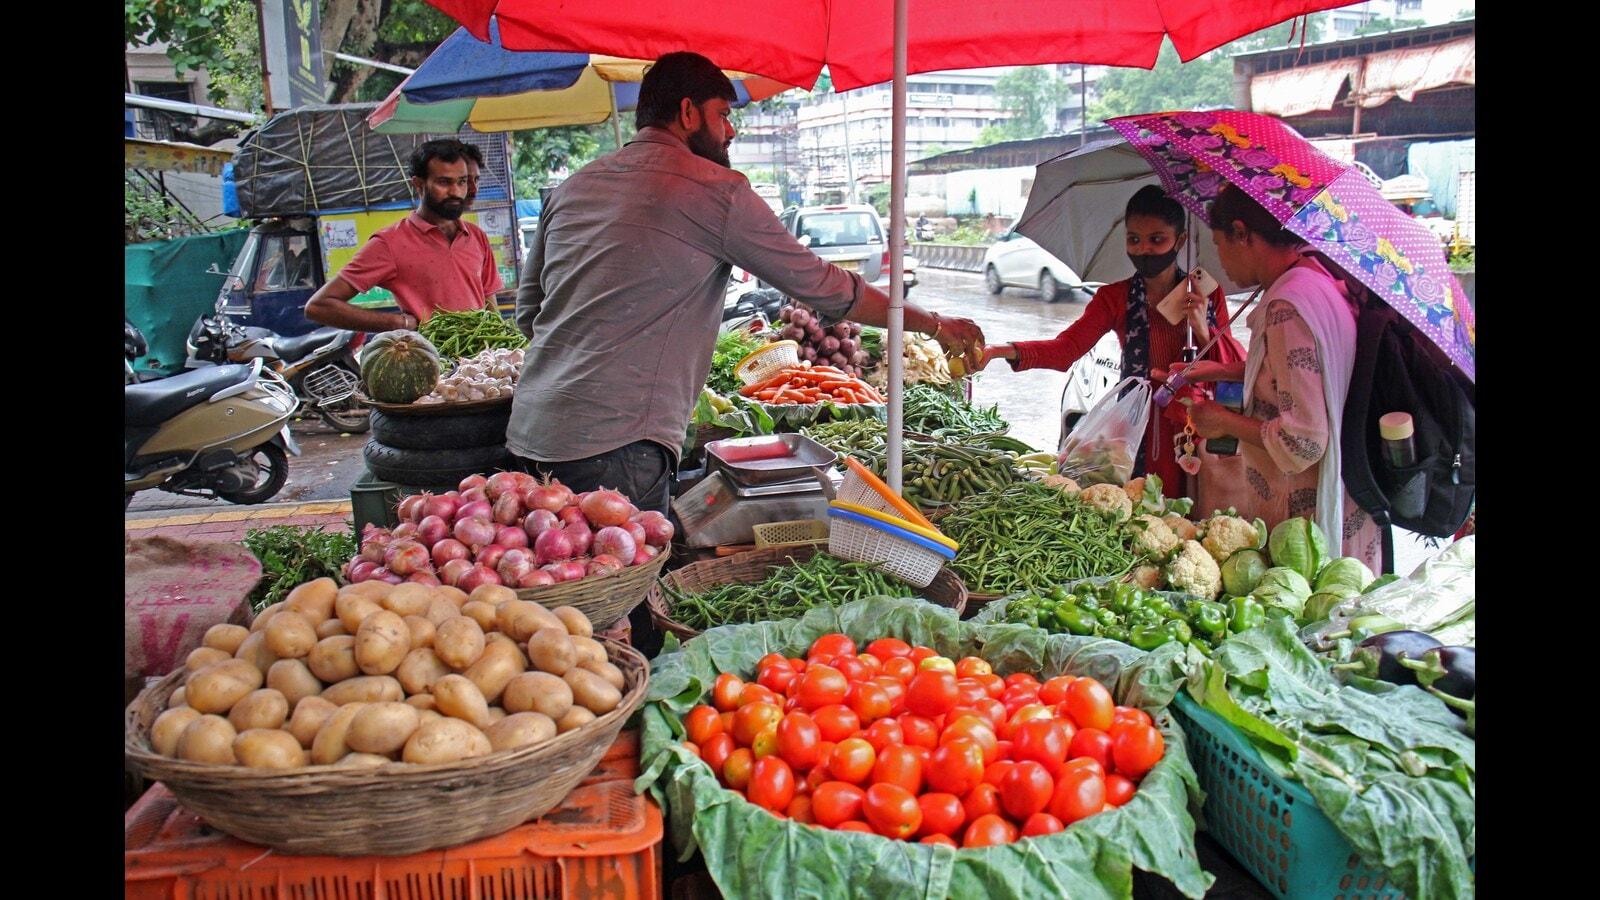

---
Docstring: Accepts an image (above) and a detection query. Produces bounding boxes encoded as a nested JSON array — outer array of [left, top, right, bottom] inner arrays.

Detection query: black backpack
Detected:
[[1337, 275, 1475, 563]]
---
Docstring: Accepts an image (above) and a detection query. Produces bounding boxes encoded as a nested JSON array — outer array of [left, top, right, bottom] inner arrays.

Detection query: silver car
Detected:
[[768, 204, 917, 297]]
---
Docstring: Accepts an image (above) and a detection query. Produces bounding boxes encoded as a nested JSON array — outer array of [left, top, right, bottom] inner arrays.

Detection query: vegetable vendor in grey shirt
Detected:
[[509, 52, 983, 520]]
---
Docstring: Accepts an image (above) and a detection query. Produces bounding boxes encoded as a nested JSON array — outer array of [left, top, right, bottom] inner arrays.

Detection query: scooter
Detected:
[[187, 313, 370, 433], [126, 323, 303, 507]]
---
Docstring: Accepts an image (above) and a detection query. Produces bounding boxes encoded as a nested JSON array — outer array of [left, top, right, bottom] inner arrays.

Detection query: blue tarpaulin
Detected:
[[125, 230, 250, 376]]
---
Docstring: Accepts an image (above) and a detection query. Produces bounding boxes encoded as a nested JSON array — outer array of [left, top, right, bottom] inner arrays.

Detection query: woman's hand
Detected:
[[1187, 398, 1235, 439], [930, 315, 986, 372], [1155, 359, 1236, 384], [1181, 280, 1211, 344], [979, 343, 1014, 370]]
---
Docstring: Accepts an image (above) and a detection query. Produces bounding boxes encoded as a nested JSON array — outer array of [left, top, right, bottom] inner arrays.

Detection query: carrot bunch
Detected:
[[740, 364, 886, 406]]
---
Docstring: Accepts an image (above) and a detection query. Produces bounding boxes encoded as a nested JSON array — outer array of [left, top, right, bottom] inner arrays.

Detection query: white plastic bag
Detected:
[[1056, 376, 1151, 486]]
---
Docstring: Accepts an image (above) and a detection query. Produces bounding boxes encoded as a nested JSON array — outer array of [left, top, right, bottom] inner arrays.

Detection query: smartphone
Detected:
[[1206, 380, 1246, 456], [1157, 267, 1221, 326]]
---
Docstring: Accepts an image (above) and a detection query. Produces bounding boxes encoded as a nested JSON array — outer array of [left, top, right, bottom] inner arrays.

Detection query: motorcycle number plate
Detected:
[[280, 426, 302, 457]]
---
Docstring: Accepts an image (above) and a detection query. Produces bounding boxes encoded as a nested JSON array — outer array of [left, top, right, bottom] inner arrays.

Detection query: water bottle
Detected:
[[1379, 412, 1418, 468]]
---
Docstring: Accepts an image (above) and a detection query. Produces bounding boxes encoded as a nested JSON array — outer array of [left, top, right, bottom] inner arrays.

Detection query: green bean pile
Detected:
[[803, 418, 887, 458], [902, 383, 1008, 436], [664, 553, 912, 630], [941, 482, 1140, 595], [803, 418, 1042, 510], [419, 309, 528, 359]]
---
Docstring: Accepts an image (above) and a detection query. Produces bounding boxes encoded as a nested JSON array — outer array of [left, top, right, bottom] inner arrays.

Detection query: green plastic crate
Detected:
[[349, 471, 453, 542], [1172, 692, 1411, 899]]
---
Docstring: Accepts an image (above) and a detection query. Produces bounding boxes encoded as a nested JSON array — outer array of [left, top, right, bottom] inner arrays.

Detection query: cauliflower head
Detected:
[[1201, 515, 1259, 564], [1122, 477, 1147, 505], [1163, 513, 1199, 542], [1129, 514, 1181, 562], [1164, 540, 1223, 599], [1041, 474, 1081, 495], [1079, 483, 1133, 522], [1129, 564, 1165, 591]]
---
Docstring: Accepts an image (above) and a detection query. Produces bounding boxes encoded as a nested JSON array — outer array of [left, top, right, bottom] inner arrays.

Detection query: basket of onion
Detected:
[[774, 303, 872, 379], [344, 472, 674, 628]]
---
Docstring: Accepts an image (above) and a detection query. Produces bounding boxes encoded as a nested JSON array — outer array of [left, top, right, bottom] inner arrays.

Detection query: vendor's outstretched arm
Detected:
[[306, 277, 416, 332], [845, 285, 985, 371]]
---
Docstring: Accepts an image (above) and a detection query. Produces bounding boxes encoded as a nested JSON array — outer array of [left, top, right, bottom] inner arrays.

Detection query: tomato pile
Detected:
[[679, 633, 1168, 848]]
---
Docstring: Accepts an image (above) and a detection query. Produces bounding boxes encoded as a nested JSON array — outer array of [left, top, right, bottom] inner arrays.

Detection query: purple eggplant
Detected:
[[1335, 630, 1442, 685], [1400, 645, 1475, 697]]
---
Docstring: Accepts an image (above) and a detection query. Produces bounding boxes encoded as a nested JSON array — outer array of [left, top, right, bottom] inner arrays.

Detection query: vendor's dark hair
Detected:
[[409, 139, 485, 179], [1207, 184, 1303, 247], [636, 52, 737, 130], [1125, 185, 1186, 233]]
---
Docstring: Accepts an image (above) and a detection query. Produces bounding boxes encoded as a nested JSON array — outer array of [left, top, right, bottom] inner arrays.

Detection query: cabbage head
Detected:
[[1251, 567, 1312, 619], [1267, 517, 1330, 582], [1301, 585, 1361, 625], [1220, 549, 1268, 597], [1314, 557, 1374, 594]]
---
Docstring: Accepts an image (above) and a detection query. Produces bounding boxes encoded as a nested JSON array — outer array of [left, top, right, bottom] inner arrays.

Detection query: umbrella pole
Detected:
[[609, 86, 623, 149], [886, 0, 908, 492]]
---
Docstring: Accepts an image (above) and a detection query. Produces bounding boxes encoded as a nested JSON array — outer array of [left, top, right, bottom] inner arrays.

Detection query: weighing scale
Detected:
[[673, 435, 840, 549]]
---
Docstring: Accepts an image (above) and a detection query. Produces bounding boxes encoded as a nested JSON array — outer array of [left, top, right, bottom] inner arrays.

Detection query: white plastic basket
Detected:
[[835, 458, 937, 528], [827, 508, 954, 588], [735, 341, 801, 386]]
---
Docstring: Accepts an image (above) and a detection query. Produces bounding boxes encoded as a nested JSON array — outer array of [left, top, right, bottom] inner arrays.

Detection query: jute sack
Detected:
[[125, 535, 261, 682]]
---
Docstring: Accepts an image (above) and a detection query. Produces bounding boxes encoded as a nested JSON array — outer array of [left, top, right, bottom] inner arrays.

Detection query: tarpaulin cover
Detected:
[[1249, 58, 1360, 118], [1357, 36, 1474, 107], [125, 229, 250, 376], [232, 104, 427, 218]]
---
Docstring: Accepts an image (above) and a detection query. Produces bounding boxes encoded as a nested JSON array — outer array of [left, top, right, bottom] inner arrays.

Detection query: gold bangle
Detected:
[[930, 314, 945, 340]]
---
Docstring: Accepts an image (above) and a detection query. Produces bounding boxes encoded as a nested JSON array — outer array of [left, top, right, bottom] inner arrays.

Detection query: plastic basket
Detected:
[[836, 456, 937, 529], [735, 340, 800, 385], [753, 519, 830, 549], [1172, 693, 1468, 899], [827, 506, 954, 588], [829, 500, 957, 551]]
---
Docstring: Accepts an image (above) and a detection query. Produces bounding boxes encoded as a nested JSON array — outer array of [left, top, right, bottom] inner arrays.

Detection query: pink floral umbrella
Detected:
[[1108, 110, 1474, 382]]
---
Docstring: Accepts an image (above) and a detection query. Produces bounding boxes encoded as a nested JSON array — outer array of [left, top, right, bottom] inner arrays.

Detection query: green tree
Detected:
[[126, 0, 263, 109], [1354, 17, 1426, 36], [992, 67, 1070, 140], [511, 122, 625, 195], [972, 126, 1008, 147]]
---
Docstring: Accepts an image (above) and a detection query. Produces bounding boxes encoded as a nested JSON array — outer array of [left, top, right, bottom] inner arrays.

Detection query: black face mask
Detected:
[[1128, 248, 1179, 278]]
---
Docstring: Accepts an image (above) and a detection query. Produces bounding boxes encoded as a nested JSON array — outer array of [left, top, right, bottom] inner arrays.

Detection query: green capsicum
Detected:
[[1128, 621, 1169, 651], [1054, 602, 1102, 636], [1186, 600, 1228, 641], [1161, 619, 1193, 646], [1228, 596, 1267, 634], [1101, 624, 1130, 644], [1047, 585, 1072, 604]]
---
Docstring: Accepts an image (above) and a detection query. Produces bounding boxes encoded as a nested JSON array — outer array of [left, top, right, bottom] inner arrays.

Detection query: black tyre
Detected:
[[363, 439, 514, 486], [984, 265, 1004, 295], [218, 443, 290, 505], [370, 406, 511, 450], [1039, 270, 1062, 303], [318, 400, 371, 433]]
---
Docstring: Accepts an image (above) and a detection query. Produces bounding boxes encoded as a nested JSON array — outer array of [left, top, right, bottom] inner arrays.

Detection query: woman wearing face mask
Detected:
[[981, 185, 1244, 498], [1178, 184, 1381, 570]]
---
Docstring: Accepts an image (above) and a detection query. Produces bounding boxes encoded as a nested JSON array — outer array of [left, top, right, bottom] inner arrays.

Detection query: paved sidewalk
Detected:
[[125, 501, 354, 544]]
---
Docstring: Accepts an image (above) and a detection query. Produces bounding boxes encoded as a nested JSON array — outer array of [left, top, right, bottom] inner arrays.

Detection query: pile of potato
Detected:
[[146, 577, 626, 770]]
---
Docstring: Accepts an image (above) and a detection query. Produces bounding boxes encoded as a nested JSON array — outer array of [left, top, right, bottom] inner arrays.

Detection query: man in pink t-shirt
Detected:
[[305, 139, 504, 333]]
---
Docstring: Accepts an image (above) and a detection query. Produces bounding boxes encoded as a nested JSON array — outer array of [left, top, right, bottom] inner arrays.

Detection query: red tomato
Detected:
[[962, 782, 1003, 820], [806, 759, 832, 792], [758, 660, 797, 694], [908, 646, 938, 666], [909, 745, 933, 771], [862, 783, 922, 839], [899, 714, 939, 749], [776, 712, 824, 771], [973, 698, 1009, 731], [683, 740, 701, 759], [788, 657, 807, 673], [1012, 719, 1070, 770], [828, 738, 877, 785], [863, 718, 905, 754], [834, 655, 872, 683], [1049, 766, 1107, 825], [975, 673, 1006, 699], [812, 704, 862, 743], [955, 656, 993, 678], [808, 633, 857, 660], [926, 737, 985, 796], [906, 670, 959, 717], [1104, 772, 1137, 807], [787, 793, 815, 824], [701, 733, 736, 774], [784, 696, 802, 713], [810, 781, 866, 828], [836, 821, 875, 834], [993, 739, 1013, 762], [1110, 706, 1155, 737], [847, 681, 892, 724], [712, 673, 744, 712], [1004, 673, 1040, 691], [873, 676, 908, 715], [757, 652, 788, 672], [732, 702, 784, 747], [1064, 678, 1116, 732], [866, 638, 913, 661], [1062, 756, 1105, 779], [748, 757, 796, 812], [1001, 704, 1054, 741], [941, 715, 999, 764], [920, 833, 958, 848], [962, 813, 1018, 848], [1002, 688, 1041, 718], [723, 748, 755, 790], [1000, 761, 1055, 820], [740, 683, 781, 708], [955, 678, 989, 707], [751, 728, 780, 759], [882, 656, 918, 683], [1038, 675, 1078, 706], [1068, 728, 1114, 772], [871, 744, 924, 794], [981, 759, 1017, 788], [719, 710, 736, 735], [857, 653, 884, 674], [795, 665, 850, 711], [916, 792, 966, 837], [1111, 724, 1165, 779], [1021, 812, 1065, 837], [685, 705, 723, 745]]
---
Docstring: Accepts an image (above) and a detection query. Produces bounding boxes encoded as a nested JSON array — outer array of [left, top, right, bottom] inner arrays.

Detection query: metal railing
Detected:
[[909, 242, 988, 272]]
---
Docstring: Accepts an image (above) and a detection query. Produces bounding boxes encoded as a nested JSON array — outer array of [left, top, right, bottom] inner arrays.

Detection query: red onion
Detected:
[[476, 544, 509, 572], [523, 475, 573, 513], [539, 562, 569, 582], [360, 526, 393, 563], [397, 494, 428, 523], [384, 539, 430, 576], [632, 511, 676, 548], [534, 527, 577, 565], [438, 558, 475, 587], [592, 526, 637, 565], [632, 544, 658, 566], [485, 471, 522, 502], [518, 568, 557, 588], [455, 500, 492, 522], [370, 566, 405, 585], [557, 560, 590, 582], [587, 554, 624, 577], [456, 565, 503, 592], [496, 548, 537, 585], [346, 558, 380, 582], [523, 509, 560, 541], [563, 522, 593, 556], [406, 571, 441, 587], [460, 486, 489, 505], [580, 488, 635, 527], [453, 516, 497, 550], [511, 472, 538, 495], [494, 524, 529, 549], [459, 473, 488, 492], [492, 492, 524, 526], [622, 520, 648, 548], [422, 493, 459, 522], [392, 521, 418, 541], [416, 515, 450, 547], [556, 506, 589, 530], [431, 538, 471, 568]]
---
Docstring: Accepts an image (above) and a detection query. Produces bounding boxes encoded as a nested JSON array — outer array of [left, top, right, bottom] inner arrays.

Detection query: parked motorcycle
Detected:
[[125, 323, 302, 507], [187, 313, 370, 432]]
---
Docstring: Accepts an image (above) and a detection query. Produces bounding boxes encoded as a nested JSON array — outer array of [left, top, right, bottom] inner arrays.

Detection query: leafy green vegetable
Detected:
[[1250, 566, 1312, 618], [242, 524, 356, 613], [901, 382, 1007, 436], [1266, 516, 1330, 583], [1220, 549, 1268, 596], [637, 597, 1213, 900], [688, 389, 776, 440], [1314, 556, 1375, 594], [706, 330, 767, 395]]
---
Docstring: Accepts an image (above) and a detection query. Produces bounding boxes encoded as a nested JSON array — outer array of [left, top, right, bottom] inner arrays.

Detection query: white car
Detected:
[[769, 204, 918, 298], [982, 231, 1092, 303]]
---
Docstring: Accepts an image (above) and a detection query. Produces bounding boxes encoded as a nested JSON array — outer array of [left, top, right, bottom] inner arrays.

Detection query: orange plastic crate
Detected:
[[125, 731, 661, 900]]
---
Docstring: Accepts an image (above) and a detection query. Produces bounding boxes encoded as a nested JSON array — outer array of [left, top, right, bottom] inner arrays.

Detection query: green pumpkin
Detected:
[[360, 329, 441, 403]]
